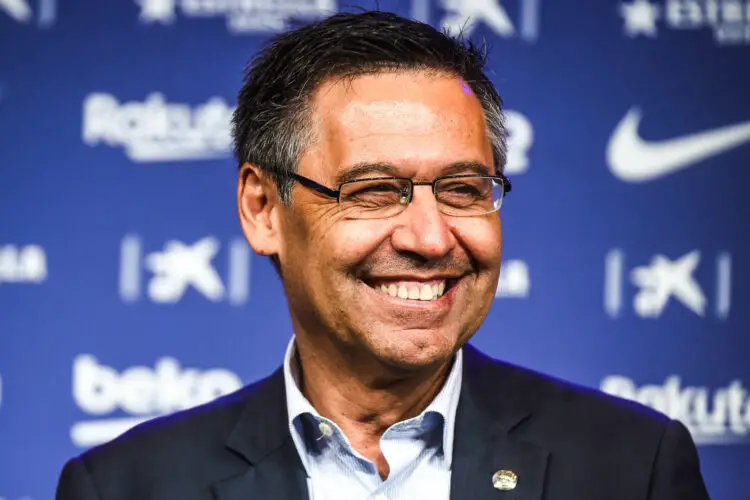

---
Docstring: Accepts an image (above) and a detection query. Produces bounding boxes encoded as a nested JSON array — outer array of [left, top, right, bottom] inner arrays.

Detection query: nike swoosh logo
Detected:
[[607, 108, 750, 182]]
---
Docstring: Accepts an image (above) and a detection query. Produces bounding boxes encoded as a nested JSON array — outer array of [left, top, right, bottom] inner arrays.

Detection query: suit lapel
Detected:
[[211, 369, 309, 500], [211, 436, 308, 500], [450, 345, 550, 500]]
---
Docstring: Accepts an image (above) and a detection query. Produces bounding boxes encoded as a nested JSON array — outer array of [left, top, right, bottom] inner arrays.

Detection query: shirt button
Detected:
[[318, 422, 333, 437]]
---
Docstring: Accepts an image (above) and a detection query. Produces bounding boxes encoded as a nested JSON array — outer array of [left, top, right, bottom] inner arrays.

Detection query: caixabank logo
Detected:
[[604, 249, 732, 320], [119, 235, 251, 306], [70, 354, 243, 448], [410, 0, 541, 41], [601, 375, 750, 445]]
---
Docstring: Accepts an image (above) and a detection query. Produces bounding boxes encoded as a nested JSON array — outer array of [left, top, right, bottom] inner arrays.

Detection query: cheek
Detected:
[[327, 220, 392, 265], [283, 205, 338, 259], [449, 217, 502, 266]]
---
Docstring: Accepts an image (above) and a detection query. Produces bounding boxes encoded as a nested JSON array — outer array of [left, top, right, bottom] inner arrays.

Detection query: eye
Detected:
[[442, 182, 482, 195], [340, 179, 406, 207], [436, 177, 492, 207], [353, 183, 402, 195]]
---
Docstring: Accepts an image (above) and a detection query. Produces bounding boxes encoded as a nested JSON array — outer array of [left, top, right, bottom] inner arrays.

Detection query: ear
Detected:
[[237, 163, 281, 258]]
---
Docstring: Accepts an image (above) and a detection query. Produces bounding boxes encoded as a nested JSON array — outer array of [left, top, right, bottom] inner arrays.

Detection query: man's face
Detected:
[[276, 71, 502, 370]]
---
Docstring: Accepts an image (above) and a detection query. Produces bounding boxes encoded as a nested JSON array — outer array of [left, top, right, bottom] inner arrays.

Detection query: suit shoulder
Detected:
[[472, 348, 671, 434], [539, 367, 669, 429], [77, 375, 267, 470]]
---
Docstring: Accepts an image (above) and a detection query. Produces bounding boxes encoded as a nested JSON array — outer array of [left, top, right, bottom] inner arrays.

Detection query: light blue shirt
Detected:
[[283, 337, 463, 500]]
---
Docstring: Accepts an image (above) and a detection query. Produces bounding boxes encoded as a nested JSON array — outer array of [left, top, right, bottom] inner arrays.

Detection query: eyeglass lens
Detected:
[[337, 177, 505, 219]]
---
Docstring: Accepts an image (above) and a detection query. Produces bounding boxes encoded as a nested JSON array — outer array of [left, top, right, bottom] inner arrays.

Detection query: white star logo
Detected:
[[619, 0, 660, 38], [136, 0, 176, 24]]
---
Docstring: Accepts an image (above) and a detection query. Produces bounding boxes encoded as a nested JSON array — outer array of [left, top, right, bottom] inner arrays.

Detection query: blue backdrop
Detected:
[[1, 1, 748, 498]]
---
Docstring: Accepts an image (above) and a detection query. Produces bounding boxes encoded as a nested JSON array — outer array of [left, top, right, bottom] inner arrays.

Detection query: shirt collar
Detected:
[[283, 336, 463, 471]]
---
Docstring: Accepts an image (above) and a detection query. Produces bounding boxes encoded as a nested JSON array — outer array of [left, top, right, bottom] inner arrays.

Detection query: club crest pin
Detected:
[[492, 469, 518, 491]]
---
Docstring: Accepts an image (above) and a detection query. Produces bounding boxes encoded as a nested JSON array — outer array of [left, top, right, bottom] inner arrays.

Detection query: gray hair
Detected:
[[232, 10, 507, 203]]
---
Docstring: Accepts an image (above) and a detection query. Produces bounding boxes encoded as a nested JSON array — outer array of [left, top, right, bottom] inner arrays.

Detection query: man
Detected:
[[56, 10, 709, 500]]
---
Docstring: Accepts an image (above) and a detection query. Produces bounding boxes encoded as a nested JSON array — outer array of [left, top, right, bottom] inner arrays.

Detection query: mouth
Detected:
[[362, 277, 461, 302]]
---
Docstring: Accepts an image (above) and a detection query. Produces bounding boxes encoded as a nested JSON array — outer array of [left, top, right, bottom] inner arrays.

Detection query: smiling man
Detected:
[[57, 10, 709, 500]]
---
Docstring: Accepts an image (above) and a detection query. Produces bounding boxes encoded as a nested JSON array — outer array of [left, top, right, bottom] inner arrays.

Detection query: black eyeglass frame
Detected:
[[289, 173, 512, 206]]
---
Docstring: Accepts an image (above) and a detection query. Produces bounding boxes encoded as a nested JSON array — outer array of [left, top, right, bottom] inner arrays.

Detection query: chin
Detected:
[[369, 328, 458, 370]]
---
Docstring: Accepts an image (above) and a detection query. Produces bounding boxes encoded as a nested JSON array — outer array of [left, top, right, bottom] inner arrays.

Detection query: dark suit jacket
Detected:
[[56, 344, 710, 499]]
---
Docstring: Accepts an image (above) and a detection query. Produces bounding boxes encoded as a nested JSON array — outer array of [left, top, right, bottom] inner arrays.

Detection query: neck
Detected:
[[293, 334, 454, 472]]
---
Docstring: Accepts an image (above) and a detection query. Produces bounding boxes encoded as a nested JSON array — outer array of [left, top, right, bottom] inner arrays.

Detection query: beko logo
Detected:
[[70, 354, 243, 447]]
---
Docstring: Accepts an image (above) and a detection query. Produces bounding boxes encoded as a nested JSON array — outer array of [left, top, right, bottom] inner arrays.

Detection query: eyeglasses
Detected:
[[290, 172, 512, 220]]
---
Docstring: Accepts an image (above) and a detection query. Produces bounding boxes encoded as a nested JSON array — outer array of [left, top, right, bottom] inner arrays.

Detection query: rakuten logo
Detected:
[[70, 354, 242, 447], [601, 375, 750, 445], [82, 92, 233, 162]]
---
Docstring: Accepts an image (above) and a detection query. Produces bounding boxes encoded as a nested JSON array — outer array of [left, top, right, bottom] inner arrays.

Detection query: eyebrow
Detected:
[[441, 161, 493, 177], [335, 160, 493, 185], [335, 162, 400, 184]]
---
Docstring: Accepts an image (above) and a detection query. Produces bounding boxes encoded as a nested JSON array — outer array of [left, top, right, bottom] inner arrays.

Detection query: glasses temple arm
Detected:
[[291, 173, 340, 199]]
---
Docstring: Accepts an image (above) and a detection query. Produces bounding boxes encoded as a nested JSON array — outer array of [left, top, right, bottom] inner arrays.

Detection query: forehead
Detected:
[[302, 71, 494, 180]]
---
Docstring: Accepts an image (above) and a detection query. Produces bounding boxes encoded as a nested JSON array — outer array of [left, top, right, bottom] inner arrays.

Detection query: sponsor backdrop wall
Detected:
[[1, 0, 749, 498]]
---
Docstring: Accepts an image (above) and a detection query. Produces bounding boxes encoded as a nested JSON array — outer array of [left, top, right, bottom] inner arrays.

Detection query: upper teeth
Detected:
[[376, 281, 446, 301]]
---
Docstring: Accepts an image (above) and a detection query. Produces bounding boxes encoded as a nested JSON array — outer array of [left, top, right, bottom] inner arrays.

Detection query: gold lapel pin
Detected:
[[492, 469, 518, 491]]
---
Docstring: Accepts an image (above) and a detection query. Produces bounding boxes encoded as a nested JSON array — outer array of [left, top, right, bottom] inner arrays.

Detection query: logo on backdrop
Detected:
[[619, 0, 750, 45], [82, 92, 234, 163], [410, 0, 540, 41], [119, 235, 250, 306], [496, 259, 530, 298], [504, 110, 534, 175], [604, 249, 731, 319], [135, 0, 335, 33], [0, 244, 47, 285], [607, 108, 750, 182], [601, 375, 750, 445], [0, 0, 54, 27], [70, 355, 243, 447], [81, 91, 534, 173]]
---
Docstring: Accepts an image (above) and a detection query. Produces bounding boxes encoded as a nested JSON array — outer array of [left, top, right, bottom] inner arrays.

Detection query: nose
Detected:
[[390, 185, 456, 259]]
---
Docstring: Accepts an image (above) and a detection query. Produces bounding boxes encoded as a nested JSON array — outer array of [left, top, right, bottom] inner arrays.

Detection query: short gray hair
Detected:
[[232, 10, 507, 203]]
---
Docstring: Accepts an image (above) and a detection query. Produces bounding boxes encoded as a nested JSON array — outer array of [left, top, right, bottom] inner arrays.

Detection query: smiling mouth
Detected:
[[364, 278, 460, 301]]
